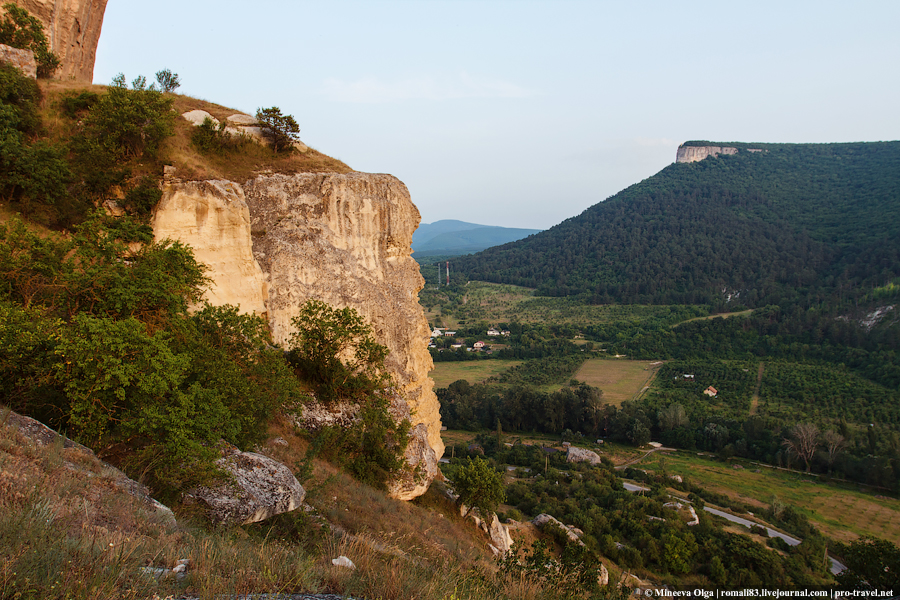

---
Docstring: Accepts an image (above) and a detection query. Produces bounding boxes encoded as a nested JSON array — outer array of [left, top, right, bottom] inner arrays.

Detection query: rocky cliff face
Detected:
[[152, 179, 268, 315], [152, 172, 444, 501], [676, 145, 739, 163], [5, 0, 107, 81]]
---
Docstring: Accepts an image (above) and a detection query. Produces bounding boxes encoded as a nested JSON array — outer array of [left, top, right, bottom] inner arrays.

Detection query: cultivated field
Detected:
[[637, 452, 900, 544], [574, 359, 663, 406], [430, 359, 523, 388]]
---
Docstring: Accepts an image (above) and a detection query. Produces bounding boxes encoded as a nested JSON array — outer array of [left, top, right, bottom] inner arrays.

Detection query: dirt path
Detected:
[[749, 362, 765, 415]]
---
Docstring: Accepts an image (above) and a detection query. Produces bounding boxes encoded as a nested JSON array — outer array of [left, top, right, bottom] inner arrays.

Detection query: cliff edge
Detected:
[[4, 0, 107, 81], [152, 172, 444, 501]]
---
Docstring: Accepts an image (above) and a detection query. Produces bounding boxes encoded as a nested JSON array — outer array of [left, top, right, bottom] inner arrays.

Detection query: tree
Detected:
[[84, 74, 175, 160], [835, 537, 900, 590], [288, 299, 389, 403], [823, 429, 846, 472], [154, 68, 181, 93], [0, 4, 60, 77], [782, 422, 819, 472], [454, 456, 505, 518], [256, 106, 300, 153]]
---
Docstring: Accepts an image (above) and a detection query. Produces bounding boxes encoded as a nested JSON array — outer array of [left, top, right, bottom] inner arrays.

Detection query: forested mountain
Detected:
[[456, 142, 900, 308], [413, 219, 541, 256]]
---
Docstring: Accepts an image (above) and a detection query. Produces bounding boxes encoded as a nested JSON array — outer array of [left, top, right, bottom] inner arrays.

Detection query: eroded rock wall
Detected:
[[244, 173, 444, 500], [675, 145, 739, 163], [152, 173, 445, 501], [4, 0, 107, 81], [152, 179, 268, 315]]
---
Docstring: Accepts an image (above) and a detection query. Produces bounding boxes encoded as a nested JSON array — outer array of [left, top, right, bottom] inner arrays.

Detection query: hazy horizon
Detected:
[[95, 1, 900, 230]]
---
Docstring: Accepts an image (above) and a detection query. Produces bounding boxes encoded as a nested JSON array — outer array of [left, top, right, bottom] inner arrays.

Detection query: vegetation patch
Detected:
[[574, 359, 663, 406]]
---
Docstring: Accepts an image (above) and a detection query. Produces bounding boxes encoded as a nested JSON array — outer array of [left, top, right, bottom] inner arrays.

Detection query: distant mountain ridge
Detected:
[[455, 141, 900, 307], [413, 220, 541, 257]]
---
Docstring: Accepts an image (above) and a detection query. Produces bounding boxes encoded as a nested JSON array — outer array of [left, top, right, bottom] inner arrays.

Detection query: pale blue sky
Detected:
[[94, 1, 900, 229]]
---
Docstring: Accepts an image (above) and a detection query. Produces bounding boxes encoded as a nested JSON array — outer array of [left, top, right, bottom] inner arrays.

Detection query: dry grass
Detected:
[[431, 359, 524, 388], [574, 359, 663, 406], [35, 79, 352, 188], [637, 451, 900, 544]]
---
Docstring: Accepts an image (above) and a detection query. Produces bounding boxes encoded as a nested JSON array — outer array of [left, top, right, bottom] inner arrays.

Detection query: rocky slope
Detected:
[[152, 172, 444, 501], [5, 0, 108, 81]]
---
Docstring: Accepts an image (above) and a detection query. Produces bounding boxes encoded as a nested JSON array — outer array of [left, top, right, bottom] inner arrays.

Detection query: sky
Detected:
[[93, 1, 900, 230]]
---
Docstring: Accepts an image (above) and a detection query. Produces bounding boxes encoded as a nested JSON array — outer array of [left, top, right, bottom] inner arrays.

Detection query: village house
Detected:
[[487, 328, 500, 336], [473, 341, 486, 349], [703, 386, 718, 397]]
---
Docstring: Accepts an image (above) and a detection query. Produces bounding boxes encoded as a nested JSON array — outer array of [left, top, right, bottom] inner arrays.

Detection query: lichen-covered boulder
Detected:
[[187, 443, 305, 525], [566, 446, 602, 465]]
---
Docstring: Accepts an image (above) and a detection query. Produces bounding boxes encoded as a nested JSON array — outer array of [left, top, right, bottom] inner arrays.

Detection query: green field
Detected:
[[430, 359, 523, 388], [636, 451, 900, 544], [574, 359, 663, 406]]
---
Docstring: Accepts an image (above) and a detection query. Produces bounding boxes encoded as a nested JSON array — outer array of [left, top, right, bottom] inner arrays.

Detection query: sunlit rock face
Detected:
[[244, 172, 444, 500], [5, 0, 108, 81], [675, 145, 739, 163], [152, 173, 445, 501], [152, 179, 268, 315]]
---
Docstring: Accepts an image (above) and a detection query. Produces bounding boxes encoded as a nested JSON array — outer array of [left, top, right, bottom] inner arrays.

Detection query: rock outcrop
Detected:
[[186, 443, 306, 525], [152, 172, 444, 501], [152, 179, 268, 315], [2, 410, 176, 527], [532, 513, 585, 546], [675, 145, 739, 163], [566, 446, 602, 465], [0, 43, 36, 77], [244, 172, 443, 500], [4, 0, 108, 81]]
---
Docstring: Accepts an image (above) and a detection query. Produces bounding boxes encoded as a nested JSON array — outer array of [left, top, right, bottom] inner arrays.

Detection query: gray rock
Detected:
[[227, 113, 259, 126], [3, 410, 176, 527], [187, 442, 305, 525], [566, 446, 602, 465], [532, 513, 584, 546], [182, 110, 219, 127], [0, 44, 37, 78]]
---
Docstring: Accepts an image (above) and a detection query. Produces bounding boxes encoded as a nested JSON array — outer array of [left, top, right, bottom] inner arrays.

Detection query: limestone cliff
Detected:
[[675, 145, 739, 163], [151, 179, 267, 315], [5, 0, 107, 81], [152, 172, 444, 501]]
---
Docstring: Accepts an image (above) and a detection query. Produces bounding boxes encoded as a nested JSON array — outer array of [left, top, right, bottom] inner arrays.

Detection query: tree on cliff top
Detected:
[[256, 106, 300, 153], [0, 3, 60, 77]]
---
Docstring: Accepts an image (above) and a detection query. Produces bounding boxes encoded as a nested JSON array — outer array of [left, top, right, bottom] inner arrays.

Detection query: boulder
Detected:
[[187, 443, 305, 525], [182, 110, 219, 127], [0, 43, 37, 78], [226, 113, 258, 126], [532, 513, 584, 546], [566, 446, 602, 465], [459, 505, 514, 556], [2, 410, 176, 527]]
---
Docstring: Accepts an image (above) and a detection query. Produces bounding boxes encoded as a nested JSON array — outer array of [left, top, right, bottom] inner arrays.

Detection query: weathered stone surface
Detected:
[[3, 410, 176, 526], [566, 446, 602, 465], [4, 0, 108, 81], [188, 443, 305, 525], [152, 179, 268, 315], [459, 505, 514, 556], [227, 113, 258, 126], [244, 172, 444, 500], [532, 513, 584, 546], [0, 43, 36, 77], [675, 145, 739, 163], [182, 109, 219, 127]]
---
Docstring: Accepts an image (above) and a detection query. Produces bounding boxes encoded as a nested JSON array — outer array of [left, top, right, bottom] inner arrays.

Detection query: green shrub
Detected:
[[0, 3, 60, 77], [288, 299, 389, 403], [84, 74, 175, 161], [191, 116, 249, 155]]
